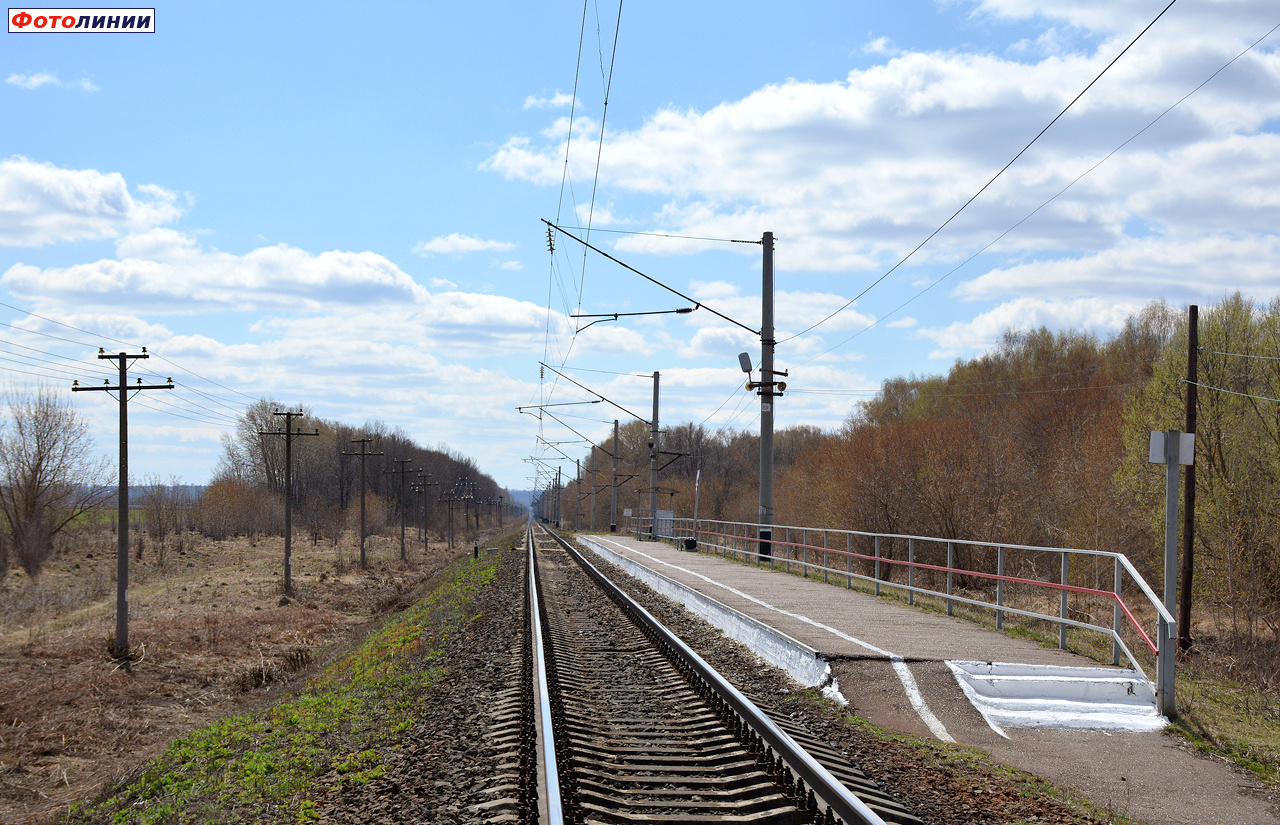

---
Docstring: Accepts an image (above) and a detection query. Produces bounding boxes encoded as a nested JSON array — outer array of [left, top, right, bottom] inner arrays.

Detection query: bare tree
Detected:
[[140, 473, 185, 563], [0, 386, 110, 580]]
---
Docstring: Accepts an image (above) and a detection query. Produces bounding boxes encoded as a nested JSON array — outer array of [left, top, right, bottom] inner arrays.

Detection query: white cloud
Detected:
[[485, 22, 1280, 283], [499, 260, 523, 270], [6, 72, 98, 91], [6, 72, 60, 89], [412, 232, 516, 255], [886, 316, 917, 328], [430, 277, 457, 289], [862, 36, 897, 56], [0, 157, 184, 247], [957, 234, 1280, 303], [919, 296, 1143, 359], [523, 92, 574, 109], [3, 229, 429, 311]]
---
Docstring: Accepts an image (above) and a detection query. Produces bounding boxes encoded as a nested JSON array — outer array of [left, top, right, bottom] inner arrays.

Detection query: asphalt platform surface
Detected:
[[577, 532, 1277, 825]]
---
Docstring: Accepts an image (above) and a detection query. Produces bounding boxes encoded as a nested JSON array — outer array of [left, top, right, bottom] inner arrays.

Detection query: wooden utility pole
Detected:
[[73, 348, 172, 661], [384, 458, 415, 561], [1180, 305, 1198, 654], [342, 437, 383, 569], [259, 410, 318, 596]]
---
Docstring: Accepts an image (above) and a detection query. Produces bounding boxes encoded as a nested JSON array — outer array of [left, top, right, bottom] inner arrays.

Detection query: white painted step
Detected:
[[947, 661, 1168, 735]]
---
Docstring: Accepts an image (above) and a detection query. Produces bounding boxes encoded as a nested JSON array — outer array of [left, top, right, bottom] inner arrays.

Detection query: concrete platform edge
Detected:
[[577, 534, 837, 694]]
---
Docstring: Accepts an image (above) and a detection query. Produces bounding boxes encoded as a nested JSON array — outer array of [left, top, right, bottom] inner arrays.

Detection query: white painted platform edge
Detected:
[[947, 661, 1168, 734], [578, 535, 845, 703]]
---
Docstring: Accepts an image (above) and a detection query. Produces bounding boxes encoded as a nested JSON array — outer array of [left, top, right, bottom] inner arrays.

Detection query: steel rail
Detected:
[[543, 526, 888, 825], [528, 533, 564, 825]]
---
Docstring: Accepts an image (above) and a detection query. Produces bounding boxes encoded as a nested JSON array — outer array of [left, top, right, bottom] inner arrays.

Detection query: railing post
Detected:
[[785, 527, 791, 574], [847, 532, 853, 589], [873, 535, 880, 596], [1059, 551, 1069, 649], [995, 546, 1005, 629], [908, 538, 915, 606], [1112, 556, 1123, 666], [946, 541, 955, 616], [823, 530, 829, 583], [1157, 615, 1176, 718]]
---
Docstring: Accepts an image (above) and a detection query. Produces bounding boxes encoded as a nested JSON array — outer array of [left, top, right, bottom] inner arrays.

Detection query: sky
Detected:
[[2, 1, 1279, 493]]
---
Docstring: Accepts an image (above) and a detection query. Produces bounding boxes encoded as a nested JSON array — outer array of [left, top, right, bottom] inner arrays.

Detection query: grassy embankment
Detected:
[[68, 551, 502, 825]]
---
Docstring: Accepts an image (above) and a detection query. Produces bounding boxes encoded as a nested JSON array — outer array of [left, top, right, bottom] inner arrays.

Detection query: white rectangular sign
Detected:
[[1148, 431, 1195, 465]]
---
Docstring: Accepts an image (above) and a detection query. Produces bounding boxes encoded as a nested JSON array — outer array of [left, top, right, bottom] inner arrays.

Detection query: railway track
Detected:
[[500, 523, 922, 825]]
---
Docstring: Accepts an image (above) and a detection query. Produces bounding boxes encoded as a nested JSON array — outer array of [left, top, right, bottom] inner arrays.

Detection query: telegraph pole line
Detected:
[[342, 437, 383, 569], [259, 410, 319, 596], [72, 348, 172, 661], [384, 458, 415, 562]]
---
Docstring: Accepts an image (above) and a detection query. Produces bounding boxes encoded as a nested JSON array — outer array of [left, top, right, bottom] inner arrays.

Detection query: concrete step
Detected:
[[946, 661, 1167, 734]]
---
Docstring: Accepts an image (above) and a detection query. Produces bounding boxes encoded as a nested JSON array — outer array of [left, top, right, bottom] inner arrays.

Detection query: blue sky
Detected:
[[3, 1, 1279, 491]]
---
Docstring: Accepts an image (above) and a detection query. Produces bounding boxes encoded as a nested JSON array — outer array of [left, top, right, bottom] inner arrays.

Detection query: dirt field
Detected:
[[0, 526, 481, 825]]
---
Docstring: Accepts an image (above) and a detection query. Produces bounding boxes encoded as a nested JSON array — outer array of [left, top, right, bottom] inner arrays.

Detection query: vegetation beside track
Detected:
[[68, 551, 503, 825]]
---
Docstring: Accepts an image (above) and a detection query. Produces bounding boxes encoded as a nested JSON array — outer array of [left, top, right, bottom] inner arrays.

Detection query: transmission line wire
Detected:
[[780, 0, 1181, 344]]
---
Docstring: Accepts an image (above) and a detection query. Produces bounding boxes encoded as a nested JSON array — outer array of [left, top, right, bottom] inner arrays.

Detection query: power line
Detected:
[[780, 0, 1181, 344], [546, 220, 759, 335], [1200, 348, 1280, 362], [555, 226, 757, 244], [579, 0, 623, 312], [540, 361, 648, 423], [1184, 379, 1280, 404], [792, 14, 1280, 369]]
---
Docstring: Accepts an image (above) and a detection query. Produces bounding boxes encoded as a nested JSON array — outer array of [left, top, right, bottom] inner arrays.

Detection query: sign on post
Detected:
[[1148, 431, 1195, 465], [1148, 429, 1194, 718]]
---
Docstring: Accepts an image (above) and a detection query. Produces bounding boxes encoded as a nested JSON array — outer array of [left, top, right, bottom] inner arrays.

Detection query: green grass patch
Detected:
[[69, 553, 502, 825], [1168, 667, 1280, 784]]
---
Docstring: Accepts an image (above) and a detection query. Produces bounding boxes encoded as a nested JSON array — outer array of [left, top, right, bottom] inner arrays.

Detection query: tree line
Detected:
[[555, 294, 1280, 682], [0, 393, 517, 582]]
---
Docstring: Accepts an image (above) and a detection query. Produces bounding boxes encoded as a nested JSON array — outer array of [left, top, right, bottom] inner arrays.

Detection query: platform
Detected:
[[575, 532, 1277, 825]]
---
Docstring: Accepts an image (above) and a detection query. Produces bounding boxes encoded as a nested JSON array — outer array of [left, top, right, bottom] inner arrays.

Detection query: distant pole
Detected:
[[498, 495, 504, 529], [576, 458, 582, 530], [610, 419, 619, 532], [649, 371, 659, 539], [384, 458, 414, 562], [72, 349, 172, 661], [342, 437, 382, 569], [260, 411, 318, 596], [1180, 305, 1198, 654], [590, 452, 596, 532], [759, 231, 776, 559]]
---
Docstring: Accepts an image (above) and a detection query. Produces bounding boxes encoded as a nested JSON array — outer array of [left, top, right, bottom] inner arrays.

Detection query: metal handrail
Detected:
[[684, 517, 1173, 626], [632, 515, 1174, 706]]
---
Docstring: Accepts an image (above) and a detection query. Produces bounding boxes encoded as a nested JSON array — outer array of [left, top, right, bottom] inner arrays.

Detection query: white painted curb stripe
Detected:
[[589, 536, 955, 744]]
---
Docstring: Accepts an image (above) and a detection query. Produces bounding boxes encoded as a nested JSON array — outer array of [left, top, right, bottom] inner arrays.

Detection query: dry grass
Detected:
[[0, 524, 476, 825]]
